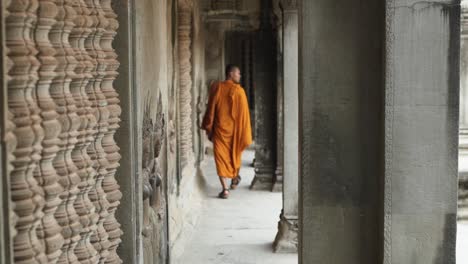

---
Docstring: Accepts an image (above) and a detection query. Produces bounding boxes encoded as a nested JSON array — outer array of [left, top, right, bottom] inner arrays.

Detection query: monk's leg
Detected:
[[218, 176, 229, 198], [230, 169, 242, 189], [218, 176, 228, 190]]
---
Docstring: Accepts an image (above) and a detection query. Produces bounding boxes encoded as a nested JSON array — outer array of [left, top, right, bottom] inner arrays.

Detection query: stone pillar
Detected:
[[250, 0, 277, 191], [299, 0, 459, 263], [273, 4, 284, 193], [299, 0, 384, 263], [1, 2, 15, 260], [178, 0, 194, 169], [114, 0, 143, 263], [273, 0, 298, 253], [459, 1, 468, 221], [383, 1, 459, 263]]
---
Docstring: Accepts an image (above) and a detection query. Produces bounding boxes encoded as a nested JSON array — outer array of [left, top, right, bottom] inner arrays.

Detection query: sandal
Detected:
[[218, 189, 229, 199], [230, 175, 242, 190]]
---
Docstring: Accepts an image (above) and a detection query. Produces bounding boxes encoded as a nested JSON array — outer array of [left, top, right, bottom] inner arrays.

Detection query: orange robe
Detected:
[[202, 80, 252, 178]]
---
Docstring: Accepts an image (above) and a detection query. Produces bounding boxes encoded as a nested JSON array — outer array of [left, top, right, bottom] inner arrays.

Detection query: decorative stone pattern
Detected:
[[178, 0, 194, 168], [5, 0, 123, 262], [69, 0, 99, 263], [7, 1, 47, 262], [142, 96, 168, 264], [4, 0, 18, 242], [34, 1, 64, 262]]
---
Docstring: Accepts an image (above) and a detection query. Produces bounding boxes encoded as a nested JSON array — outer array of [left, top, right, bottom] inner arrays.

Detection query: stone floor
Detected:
[[458, 223, 468, 263], [177, 149, 298, 264], [177, 149, 468, 263]]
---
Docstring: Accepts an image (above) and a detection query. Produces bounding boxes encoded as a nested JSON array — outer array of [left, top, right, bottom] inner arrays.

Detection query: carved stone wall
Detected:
[[178, 0, 194, 168], [142, 97, 168, 264], [5, 0, 123, 262]]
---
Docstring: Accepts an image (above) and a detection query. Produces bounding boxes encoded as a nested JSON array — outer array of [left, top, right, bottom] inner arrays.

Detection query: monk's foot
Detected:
[[218, 189, 230, 199], [230, 175, 242, 190]]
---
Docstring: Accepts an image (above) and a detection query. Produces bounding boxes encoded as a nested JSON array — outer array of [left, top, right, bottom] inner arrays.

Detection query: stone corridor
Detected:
[[174, 151, 468, 264], [176, 150, 297, 264], [0, 0, 465, 263]]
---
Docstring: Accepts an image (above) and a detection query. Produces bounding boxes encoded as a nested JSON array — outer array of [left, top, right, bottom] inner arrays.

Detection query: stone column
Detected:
[[273, 2, 284, 193], [383, 1, 459, 263], [299, 0, 384, 263], [114, 0, 143, 263], [250, 0, 277, 191], [459, 1, 468, 221], [1, 2, 16, 260], [178, 0, 194, 169], [299, 0, 459, 263], [273, 0, 298, 253]]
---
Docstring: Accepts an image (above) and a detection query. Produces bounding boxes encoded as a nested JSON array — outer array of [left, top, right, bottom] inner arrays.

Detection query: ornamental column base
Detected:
[[271, 166, 283, 192], [273, 212, 298, 253], [250, 165, 275, 191]]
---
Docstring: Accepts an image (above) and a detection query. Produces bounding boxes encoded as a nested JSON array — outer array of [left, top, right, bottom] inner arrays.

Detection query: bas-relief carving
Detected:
[[5, 0, 123, 262], [142, 95, 168, 264]]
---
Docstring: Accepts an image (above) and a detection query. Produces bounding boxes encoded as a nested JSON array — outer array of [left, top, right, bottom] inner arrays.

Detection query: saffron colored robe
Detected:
[[202, 80, 252, 178]]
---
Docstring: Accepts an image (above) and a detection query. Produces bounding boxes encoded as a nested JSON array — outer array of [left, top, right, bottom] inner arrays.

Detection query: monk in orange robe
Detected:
[[202, 64, 252, 199]]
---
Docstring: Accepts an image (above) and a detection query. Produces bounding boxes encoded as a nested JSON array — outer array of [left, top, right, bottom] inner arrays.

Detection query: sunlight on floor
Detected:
[[458, 223, 468, 263]]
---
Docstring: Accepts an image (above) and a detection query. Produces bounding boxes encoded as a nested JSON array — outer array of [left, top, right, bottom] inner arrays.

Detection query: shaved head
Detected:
[[225, 64, 241, 83]]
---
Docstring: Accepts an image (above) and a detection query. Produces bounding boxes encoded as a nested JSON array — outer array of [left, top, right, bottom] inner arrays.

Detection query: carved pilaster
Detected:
[[34, 1, 65, 262], [178, 0, 194, 168], [6, 0, 47, 262], [101, 1, 123, 262]]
